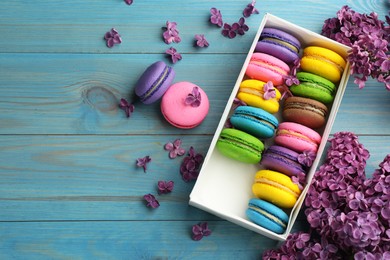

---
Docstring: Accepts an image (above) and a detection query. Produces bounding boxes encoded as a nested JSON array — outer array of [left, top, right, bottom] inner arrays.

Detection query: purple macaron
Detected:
[[135, 61, 175, 104], [260, 145, 306, 177], [255, 27, 301, 64]]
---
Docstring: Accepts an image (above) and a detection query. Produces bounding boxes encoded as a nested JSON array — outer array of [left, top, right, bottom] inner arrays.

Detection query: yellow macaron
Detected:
[[252, 169, 302, 208], [300, 46, 346, 83], [237, 79, 281, 114]]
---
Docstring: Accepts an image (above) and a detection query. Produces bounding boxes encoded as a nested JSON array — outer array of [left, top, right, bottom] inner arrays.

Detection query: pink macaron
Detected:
[[245, 52, 290, 86], [161, 81, 209, 129], [274, 122, 322, 153]]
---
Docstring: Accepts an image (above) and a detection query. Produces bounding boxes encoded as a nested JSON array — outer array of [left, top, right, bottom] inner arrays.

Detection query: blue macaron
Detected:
[[230, 106, 278, 139], [246, 198, 289, 234]]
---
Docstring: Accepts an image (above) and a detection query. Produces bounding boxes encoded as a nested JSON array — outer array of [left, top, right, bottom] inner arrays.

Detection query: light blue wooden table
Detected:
[[0, 0, 389, 259]]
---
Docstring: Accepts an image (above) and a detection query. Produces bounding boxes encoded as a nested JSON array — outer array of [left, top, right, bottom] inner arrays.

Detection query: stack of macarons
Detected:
[[133, 61, 210, 129], [214, 27, 348, 234]]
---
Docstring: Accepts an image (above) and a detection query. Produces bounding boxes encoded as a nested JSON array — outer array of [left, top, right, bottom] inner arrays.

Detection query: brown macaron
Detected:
[[282, 96, 328, 129]]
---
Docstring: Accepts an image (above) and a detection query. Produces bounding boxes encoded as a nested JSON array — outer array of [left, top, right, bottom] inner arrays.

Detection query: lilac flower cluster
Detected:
[[263, 132, 390, 259], [180, 146, 204, 182], [210, 1, 258, 39], [322, 6, 390, 90], [192, 222, 212, 241]]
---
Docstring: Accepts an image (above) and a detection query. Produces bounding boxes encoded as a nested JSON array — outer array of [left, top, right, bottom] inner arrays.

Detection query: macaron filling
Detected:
[[260, 37, 299, 53], [139, 65, 172, 102], [277, 129, 318, 147], [219, 134, 261, 156], [234, 110, 278, 130], [297, 81, 335, 95], [250, 59, 289, 76], [255, 177, 300, 198], [248, 204, 287, 228], [305, 54, 344, 74], [284, 102, 327, 117]]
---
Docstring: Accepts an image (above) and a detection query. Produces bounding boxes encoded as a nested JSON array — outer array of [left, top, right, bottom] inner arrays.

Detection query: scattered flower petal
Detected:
[[104, 28, 122, 48], [192, 222, 211, 241], [210, 8, 223, 27], [136, 156, 151, 173], [194, 34, 209, 47], [165, 47, 182, 63], [143, 193, 159, 208], [157, 181, 174, 194], [263, 81, 276, 100], [221, 23, 238, 39], [162, 21, 181, 44], [185, 87, 202, 107], [119, 98, 135, 118], [180, 147, 204, 182], [124, 0, 133, 5], [164, 139, 186, 159], [298, 150, 317, 167], [233, 17, 249, 36], [243, 0, 259, 18]]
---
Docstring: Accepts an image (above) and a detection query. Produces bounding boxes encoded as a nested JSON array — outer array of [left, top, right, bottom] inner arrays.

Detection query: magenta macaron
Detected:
[[245, 52, 290, 86], [274, 122, 322, 153], [161, 81, 209, 129], [135, 61, 175, 104]]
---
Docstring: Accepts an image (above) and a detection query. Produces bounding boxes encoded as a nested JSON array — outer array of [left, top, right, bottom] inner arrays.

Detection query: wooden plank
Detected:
[[0, 220, 287, 259], [0, 135, 388, 221], [1, 53, 390, 135], [0, 1, 387, 53]]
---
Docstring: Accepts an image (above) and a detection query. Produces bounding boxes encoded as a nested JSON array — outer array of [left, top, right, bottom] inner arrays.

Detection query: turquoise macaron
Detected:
[[230, 106, 279, 139], [246, 198, 289, 234]]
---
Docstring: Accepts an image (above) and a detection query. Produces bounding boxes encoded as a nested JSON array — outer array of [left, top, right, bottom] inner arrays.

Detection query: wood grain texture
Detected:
[[0, 0, 389, 259]]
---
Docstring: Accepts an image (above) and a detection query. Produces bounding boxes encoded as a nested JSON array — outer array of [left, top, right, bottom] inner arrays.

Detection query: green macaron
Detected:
[[290, 72, 336, 104], [216, 128, 264, 164]]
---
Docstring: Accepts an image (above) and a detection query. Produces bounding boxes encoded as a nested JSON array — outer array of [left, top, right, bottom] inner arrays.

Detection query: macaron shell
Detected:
[[245, 53, 290, 86], [291, 72, 336, 104], [135, 61, 175, 104], [161, 82, 209, 129], [230, 106, 278, 139], [252, 170, 302, 208], [255, 28, 301, 64], [282, 96, 328, 129], [237, 79, 281, 113], [275, 122, 322, 152], [216, 128, 264, 164], [300, 46, 346, 83], [246, 198, 289, 234], [261, 145, 305, 177]]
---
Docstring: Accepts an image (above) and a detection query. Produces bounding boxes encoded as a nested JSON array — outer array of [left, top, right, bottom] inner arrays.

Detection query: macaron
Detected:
[[135, 61, 175, 104], [255, 27, 301, 64], [282, 96, 328, 129], [236, 79, 281, 114], [300, 46, 346, 83], [230, 106, 278, 139], [260, 145, 306, 177], [216, 128, 264, 164], [290, 72, 336, 104], [252, 170, 302, 208], [246, 198, 289, 234], [160, 81, 209, 129], [274, 122, 322, 153], [245, 53, 290, 86]]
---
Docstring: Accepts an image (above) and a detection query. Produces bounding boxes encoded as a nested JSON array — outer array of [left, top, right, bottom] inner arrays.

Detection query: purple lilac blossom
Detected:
[[165, 47, 182, 63], [119, 98, 135, 118], [210, 8, 223, 27], [143, 194, 159, 208], [263, 81, 276, 100], [243, 0, 259, 18], [192, 222, 211, 241], [162, 21, 181, 44], [221, 23, 238, 39], [180, 147, 204, 182], [124, 0, 133, 5], [104, 28, 122, 48], [164, 139, 186, 159], [321, 5, 390, 90], [194, 34, 209, 47], [233, 17, 249, 35], [136, 156, 151, 173], [157, 181, 174, 194], [185, 87, 201, 107]]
